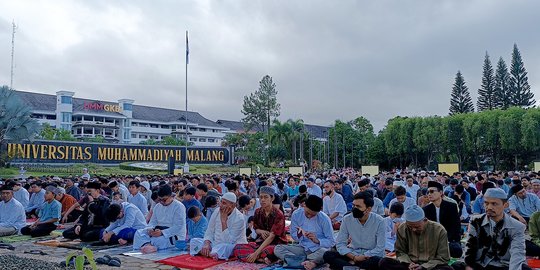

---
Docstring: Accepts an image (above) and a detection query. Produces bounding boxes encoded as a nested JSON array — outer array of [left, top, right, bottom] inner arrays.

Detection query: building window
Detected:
[[123, 103, 132, 111], [61, 96, 72, 104], [60, 124, 71, 130], [199, 128, 206, 132], [190, 138, 197, 142], [199, 138, 206, 142], [124, 132, 130, 140], [208, 139, 215, 142], [46, 115, 56, 120], [150, 124, 158, 128], [62, 112, 72, 123], [131, 134, 137, 138]]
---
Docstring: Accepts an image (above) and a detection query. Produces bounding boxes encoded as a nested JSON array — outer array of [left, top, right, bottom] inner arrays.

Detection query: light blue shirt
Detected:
[[105, 202, 147, 235], [128, 192, 148, 216], [509, 193, 540, 218], [372, 197, 385, 216], [384, 216, 404, 251], [26, 188, 45, 212], [307, 184, 323, 198], [336, 212, 386, 257], [290, 207, 335, 252], [182, 198, 203, 213], [0, 198, 26, 231], [187, 215, 208, 241], [14, 188, 29, 209], [473, 195, 485, 214], [38, 199, 61, 225]]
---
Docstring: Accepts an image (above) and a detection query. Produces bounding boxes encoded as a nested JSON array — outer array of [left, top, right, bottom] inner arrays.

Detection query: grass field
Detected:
[[0, 163, 288, 178]]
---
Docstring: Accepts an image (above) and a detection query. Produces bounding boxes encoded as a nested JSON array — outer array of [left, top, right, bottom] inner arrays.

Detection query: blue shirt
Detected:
[[14, 188, 29, 209], [290, 207, 335, 252], [127, 192, 148, 216], [336, 212, 386, 257], [384, 216, 404, 251], [187, 215, 208, 241], [105, 202, 147, 235], [383, 191, 412, 208], [0, 198, 26, 230], [26, 188, 45, 212], [183, 198, 203, 213], [38, 199, 61, 225], [509, 193, 540, 218], [287, 186, 300, 198], [340, 184, 354, 211], [473, 195, 485, 214]]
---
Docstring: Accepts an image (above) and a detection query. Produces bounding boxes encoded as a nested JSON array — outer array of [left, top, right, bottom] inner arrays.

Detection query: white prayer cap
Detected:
[[222, 192, 237, 203]]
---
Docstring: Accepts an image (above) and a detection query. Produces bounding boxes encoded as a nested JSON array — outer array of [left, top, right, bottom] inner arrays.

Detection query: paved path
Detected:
[[0, 240, 176, 270]]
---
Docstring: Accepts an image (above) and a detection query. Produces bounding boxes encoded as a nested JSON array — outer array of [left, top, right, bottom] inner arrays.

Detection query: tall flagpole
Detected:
[[184, 31, 190, 173]]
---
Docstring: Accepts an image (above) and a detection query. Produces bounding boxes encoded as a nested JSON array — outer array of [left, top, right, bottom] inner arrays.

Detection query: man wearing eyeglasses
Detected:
[[422, 181, 463, 258], [133, 184, 186, 253]]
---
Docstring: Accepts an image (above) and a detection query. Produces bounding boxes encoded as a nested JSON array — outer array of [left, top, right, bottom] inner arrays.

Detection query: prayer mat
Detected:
[[206, 261, 266, 270], [96, 245, 134, 255], [158, 254, 226, 270], [528, 259, 540, 268], [0, 234, 53, 243], [123, 249, 187, 261], [35, 239, 121, 250]]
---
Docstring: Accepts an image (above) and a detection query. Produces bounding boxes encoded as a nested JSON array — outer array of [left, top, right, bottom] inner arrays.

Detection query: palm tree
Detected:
[[270, 120, 291, 159], [287, 119, 304, 164], [1, 86, 40, 166]]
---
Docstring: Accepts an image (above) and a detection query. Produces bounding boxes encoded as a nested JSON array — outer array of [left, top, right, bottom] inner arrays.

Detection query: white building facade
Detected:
[[15, 90, 229, 147]]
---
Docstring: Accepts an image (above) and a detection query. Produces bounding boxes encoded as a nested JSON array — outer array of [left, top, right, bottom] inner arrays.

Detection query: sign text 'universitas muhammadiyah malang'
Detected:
[[5, 141, 230, 164]]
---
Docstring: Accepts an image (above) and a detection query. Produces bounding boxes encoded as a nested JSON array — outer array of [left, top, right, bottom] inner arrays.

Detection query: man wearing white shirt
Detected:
[[192, 192, 247, 260], [0, 185, 26, 236], [388, 186, 416, 213], [322, 181, 347, 230], [133, 185, 186, 253], [404, 175, 420, 198], [306, 178, 322, 198], [102, 202, 147, 245], [127, 181, 149, 216], [12, 181, 29, 209]]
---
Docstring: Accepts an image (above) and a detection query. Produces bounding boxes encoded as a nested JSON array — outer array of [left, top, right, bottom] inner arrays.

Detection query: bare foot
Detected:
[[118, 239, 128, 245], [263, 257, 272, 265], [210, 253, 219, 260], [141, 244, 157, 254], [302, 260, 317, 270]]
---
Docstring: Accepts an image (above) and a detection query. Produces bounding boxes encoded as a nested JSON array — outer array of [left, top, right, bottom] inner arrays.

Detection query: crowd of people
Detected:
[[0, 168, 539, 270]]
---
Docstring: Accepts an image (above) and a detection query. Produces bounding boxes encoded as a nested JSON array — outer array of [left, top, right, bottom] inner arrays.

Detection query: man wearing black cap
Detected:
[[274, 195, 335, 270], [423, 181, 463, 258], [508, 184, 540, 224], [62, 181, 111, 241]]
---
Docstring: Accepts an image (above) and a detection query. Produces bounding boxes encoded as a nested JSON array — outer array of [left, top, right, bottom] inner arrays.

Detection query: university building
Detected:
[[13, 90, 330, 147]]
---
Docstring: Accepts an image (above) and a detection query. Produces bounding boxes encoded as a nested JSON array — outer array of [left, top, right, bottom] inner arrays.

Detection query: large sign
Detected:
[[83, 102, 122, 113], [5, 140, 230, 165]]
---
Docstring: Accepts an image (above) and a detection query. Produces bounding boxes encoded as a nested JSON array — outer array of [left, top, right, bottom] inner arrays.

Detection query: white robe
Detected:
[[133, 200, 186, 250]]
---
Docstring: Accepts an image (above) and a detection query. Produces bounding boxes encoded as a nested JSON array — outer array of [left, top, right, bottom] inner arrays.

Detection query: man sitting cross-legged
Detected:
[[133, 184, 186, 253], [101, 202, 147, 245], [0, 185, 26, 236], [323, 191, 385, 270], [233, 186, 286, 264], [274, 195, 335, 270], [191, 192, 247, 260], [378, 205, 453, 270]]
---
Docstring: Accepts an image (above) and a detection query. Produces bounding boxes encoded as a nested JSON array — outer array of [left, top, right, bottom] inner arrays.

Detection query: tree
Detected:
[[449, 71, 474, 115], [287, 119, 304, 164], [1, 86, 40, 165], [494, 57, 512, 109], [477, 52, 496, 111], [241, 75, 281, 138], [509, 44, 535, 107], [160, 136, 189, 146], [39, 123, 56, 140]]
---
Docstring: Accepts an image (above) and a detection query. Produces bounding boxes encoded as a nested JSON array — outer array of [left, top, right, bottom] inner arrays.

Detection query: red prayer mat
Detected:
[[158, 254, 226, 270], [528, 259, 540, 268]]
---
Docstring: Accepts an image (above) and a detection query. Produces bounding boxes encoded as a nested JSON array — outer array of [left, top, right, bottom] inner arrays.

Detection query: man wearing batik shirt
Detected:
[[233, 186, 286, 264]]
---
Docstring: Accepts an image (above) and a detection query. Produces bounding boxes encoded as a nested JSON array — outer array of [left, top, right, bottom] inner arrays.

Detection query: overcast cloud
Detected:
[[1, 0, 540, 131]]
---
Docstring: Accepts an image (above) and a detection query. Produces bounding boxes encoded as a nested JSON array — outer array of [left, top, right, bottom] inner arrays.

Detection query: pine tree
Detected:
[[449, 71, 474, 115], [477, 52, 496, 111], [494, 57, 511, 109], [509, 43, 535, 107]]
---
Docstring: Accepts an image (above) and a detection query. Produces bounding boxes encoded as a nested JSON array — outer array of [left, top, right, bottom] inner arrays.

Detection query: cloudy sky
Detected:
[[1, 0, 539, 131]]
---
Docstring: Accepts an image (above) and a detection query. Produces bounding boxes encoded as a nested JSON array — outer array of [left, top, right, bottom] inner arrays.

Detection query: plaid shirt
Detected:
[[253, 207, 287, 244]]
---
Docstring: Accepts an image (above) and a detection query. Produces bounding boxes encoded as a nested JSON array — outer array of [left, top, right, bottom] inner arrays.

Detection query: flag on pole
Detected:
[[186, 31, 189, 64]]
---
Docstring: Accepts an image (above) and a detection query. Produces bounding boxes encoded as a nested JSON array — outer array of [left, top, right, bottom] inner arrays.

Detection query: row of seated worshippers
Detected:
[[0, 179, 534, 270]]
